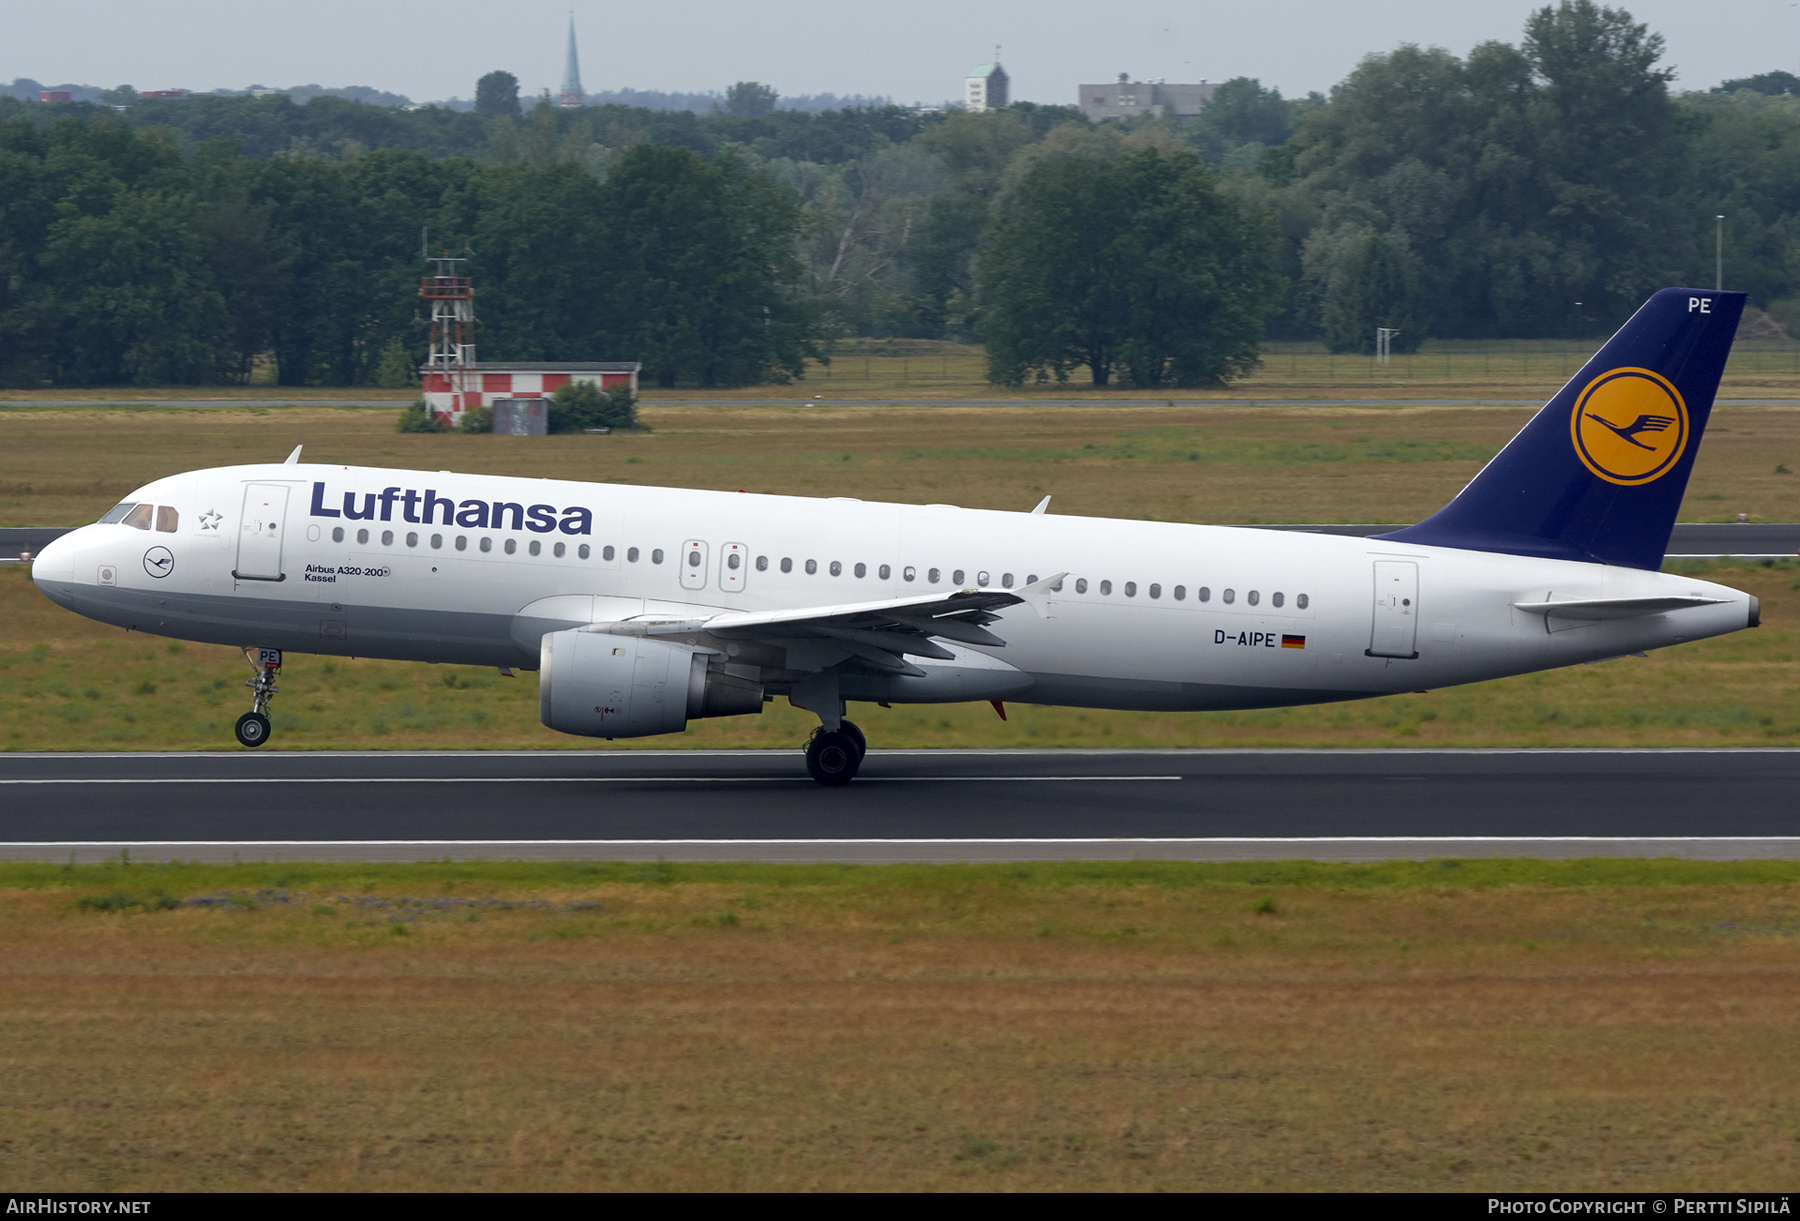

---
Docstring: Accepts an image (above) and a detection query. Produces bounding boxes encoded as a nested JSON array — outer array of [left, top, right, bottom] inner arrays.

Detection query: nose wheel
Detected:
[[235, 647, 282, 749], [235, 712, 271, 748], [805, 719, 866, 786]]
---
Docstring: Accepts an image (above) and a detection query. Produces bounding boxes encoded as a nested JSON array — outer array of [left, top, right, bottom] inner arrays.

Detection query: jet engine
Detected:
[[539, 630, 763, 739]]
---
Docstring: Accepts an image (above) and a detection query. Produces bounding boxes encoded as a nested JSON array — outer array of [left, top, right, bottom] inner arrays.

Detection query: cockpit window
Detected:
[[120, 504, 154, 530], [155, 506, 179, 533], [98, 502, 137, 525]]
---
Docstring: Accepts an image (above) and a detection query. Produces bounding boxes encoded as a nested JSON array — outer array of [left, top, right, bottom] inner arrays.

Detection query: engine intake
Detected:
[[539, 630, 763, 739]]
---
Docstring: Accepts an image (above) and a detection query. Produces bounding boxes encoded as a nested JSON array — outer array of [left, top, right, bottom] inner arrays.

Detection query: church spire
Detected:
[[559, 13, 584, 109]]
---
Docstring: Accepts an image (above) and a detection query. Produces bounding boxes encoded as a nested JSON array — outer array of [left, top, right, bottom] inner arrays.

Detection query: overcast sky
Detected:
[[5, 0, 1797, 104]]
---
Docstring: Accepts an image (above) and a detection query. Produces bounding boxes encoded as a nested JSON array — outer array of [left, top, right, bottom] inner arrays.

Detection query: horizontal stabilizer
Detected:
[[1513, 595, 1728, 620]]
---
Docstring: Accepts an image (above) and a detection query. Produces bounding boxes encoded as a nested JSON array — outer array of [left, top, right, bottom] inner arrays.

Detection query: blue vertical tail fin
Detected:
[[1376, 288, 1745, 569]]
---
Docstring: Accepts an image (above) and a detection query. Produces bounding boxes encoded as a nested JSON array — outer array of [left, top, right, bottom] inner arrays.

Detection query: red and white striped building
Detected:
[[422, 362, 641, 427]]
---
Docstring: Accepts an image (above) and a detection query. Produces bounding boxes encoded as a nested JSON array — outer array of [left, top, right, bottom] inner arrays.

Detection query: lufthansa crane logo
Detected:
[[1570, 367, 1689, 486]]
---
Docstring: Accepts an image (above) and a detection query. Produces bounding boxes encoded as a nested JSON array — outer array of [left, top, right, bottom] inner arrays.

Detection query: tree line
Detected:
[[1, 1, 1796, 387]]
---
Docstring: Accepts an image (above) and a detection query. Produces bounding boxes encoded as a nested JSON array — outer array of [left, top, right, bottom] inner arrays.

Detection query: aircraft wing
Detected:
[[600, 574, 1066, 673]]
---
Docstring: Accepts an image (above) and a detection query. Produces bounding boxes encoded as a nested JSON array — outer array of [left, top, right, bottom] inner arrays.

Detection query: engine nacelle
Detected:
[[539, 630, 763, 739]]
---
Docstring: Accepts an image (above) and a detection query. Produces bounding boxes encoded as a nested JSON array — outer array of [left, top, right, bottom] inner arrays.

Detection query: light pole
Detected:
[[1716, 214, 1725, 290]]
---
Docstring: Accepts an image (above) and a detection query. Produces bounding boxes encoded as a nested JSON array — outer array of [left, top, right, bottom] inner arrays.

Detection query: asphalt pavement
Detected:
[[0, 748, 1794, 862]]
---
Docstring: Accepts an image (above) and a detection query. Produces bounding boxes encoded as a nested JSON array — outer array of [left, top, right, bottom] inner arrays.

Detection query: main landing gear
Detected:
[[234, 647, 281, 748], [805, 719, 866, 786]]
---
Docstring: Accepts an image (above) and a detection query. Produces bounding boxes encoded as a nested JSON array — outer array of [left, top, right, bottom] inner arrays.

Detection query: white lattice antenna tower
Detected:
[[422, 252, 475, 423]]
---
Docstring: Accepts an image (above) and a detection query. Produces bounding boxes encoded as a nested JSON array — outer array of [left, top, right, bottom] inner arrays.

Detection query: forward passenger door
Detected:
[[235, 484, 290, 582]]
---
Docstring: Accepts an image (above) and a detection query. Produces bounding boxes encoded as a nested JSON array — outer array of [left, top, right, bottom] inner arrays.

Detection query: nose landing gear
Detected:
[[234, 647, 281, 748]]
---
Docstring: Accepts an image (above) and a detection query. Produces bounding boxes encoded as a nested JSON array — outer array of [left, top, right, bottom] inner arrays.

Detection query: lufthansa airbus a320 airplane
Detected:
[[31, 289, 1759, 784]]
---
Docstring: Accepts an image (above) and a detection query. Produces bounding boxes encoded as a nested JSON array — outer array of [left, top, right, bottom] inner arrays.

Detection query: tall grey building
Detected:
[[1079, 75, 1215, 122]]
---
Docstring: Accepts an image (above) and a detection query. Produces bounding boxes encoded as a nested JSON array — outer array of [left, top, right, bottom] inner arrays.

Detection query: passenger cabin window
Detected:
[[1100, 580, 1112, 595], [903, 566, 916, 581], [756, 555, 768, 571], [479, 537, 491, 552], [431, 534, 443, 549], [953, 569, 965, 585], [455, 536, 467, 552], [406, 532, 419, 547], [805, 559, 817, 575], [1075, 578, 1088, 593], [1124, 582, 1136, 597], [382, 531, 395, 546], [1297, 593, 1310, 609], [1002, 573, 1014, 588], [781, 557, 793, 573], [1247, 590, 1259, 606], [529, 540, 541, 556], [977, 571, 990, 586], [928, 568, 940, 584], [332, 527, 345, 543], [121, 504, 154, 531], [651, 549, 664, 564], [1222, 588, 1235, 604], [854, 562, 866, 578], [98, 502, 137, 525], [504, 538, 516, 555], [830, 561, 842, 576], [1174, 585, 1186, 600], [554, 542, 566, 558], [1149, 583, 1161, 599], [879, 564, 891, 579], [1272, 592, 1284, 608], [1198, 587, 1211, 602], [155, 506, 179, 533], [603, 545, 616, 561], [578, 544, 590, 560], [627, 547, 639, 562], [358, 529, 370, 545]]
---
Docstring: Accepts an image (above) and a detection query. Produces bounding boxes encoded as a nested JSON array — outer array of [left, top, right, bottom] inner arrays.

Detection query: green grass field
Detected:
[[786, 337, 1800, 399], [5, 395, 1800, 1192], [6, 334, 1800, 404], [2, 400, 1796, 752]]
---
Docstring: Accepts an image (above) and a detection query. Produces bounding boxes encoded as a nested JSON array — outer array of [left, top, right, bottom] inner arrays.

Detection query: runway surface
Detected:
[[8, 523, 1796, 562], [1, 749, 1796, 863]]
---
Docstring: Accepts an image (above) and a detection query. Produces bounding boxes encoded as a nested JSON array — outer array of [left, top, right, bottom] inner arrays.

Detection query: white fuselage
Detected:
[[31, 462, 1757, 713]]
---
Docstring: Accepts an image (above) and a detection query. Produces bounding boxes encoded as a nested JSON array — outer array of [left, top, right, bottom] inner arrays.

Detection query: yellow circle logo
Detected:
[[1569, 367, 1689, 486]]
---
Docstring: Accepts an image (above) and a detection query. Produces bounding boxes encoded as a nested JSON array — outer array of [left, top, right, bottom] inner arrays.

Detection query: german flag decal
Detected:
[[1281, 634, 1306, 649]]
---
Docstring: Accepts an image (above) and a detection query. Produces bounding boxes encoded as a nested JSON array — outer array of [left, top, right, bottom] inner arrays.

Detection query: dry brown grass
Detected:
[[6, 867, 1800, 1190], [4, 399, 1800, 527]]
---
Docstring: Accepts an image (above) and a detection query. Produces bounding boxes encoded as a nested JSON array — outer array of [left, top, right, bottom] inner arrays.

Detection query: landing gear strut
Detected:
[[805, 720, 865, 786], [235, 647, 281, 749], [791, 671, 866, 785]]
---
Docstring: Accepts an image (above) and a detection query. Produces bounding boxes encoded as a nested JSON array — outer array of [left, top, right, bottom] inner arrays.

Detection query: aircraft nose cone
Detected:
[[30, 530, 78, 608]]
